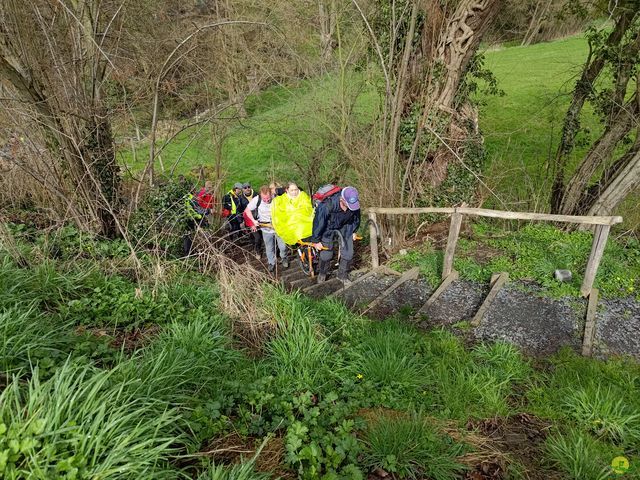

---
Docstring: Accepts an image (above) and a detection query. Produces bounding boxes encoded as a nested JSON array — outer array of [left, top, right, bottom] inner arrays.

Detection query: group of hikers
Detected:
[[185, 180, 361, 284]]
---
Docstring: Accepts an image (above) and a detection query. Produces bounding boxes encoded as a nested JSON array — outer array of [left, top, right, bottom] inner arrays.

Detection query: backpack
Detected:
[[312, 184, 341, 206]]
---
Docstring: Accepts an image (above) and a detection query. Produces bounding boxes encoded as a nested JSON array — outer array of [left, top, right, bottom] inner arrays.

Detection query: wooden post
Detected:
[[581, 288, 599, 357], [442, 212, 463, 280], [369, 212, 379, 269], [580, 225, 611, 297]]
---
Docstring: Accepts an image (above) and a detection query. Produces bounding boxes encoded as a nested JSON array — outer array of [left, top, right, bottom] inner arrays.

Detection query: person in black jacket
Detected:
[[222, 182, 243, 238], [310, 186, 360, 284]]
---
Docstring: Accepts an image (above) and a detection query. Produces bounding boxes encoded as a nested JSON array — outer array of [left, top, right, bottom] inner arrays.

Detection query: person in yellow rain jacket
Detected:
[[271, 182, 314, 246]]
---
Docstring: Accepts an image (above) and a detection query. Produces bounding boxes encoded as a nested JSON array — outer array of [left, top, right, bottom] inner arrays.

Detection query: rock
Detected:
[[554, 269, 572, 282]]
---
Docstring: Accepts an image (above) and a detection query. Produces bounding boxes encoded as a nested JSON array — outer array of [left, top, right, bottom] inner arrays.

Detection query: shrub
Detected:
[[61, 275, 220, 329], [128, 177, 195, 255]]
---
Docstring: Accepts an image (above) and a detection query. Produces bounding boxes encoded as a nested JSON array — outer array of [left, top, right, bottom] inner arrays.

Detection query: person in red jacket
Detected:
[[196, 181, 216, 211]]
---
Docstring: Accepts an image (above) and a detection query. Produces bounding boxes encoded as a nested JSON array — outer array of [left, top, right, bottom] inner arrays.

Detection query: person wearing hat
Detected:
[[310, 186, 361, 284], [222, 182, 244, 237], [242, 182, 255, 202]]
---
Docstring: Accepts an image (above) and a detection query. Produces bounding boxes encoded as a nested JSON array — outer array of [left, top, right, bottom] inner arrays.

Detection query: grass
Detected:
[[350, 321, 425, 389], [361, 411, 466, 480], [0, 307, 74, 376], [545, 428, 618, 480], [0, 361, 186, 479], [477, 36, 598, 209], [118, 73, 378, 190], [1, 227, 639, 478]]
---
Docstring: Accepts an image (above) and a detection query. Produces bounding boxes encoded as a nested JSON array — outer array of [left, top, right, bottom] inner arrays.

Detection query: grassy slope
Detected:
[[119, 34, 637, 225], [477, 36, 594, 209], [119, 74, 378, 190], [2, 229, 639, 479]]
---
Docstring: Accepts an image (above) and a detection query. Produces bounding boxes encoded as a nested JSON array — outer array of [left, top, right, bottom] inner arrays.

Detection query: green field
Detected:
[[477, 36, 600, 210], [118, 34, 638, 226]]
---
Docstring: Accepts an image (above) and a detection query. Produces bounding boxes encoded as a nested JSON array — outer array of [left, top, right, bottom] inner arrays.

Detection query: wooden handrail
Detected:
[[366, 206, 623, 298], [366, 206, 623, 226]]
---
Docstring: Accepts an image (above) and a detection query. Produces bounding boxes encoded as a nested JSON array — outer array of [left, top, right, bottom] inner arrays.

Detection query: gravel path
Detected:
[[594, 297, 640, 360]]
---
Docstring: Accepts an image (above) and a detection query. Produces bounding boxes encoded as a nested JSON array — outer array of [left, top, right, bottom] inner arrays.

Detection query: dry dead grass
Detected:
[[194, 232, 276, 350]]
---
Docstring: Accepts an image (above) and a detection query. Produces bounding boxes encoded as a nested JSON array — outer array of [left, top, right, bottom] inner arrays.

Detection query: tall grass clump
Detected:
[[360, 411, 466, 480], [305, 296, 369, 345], [563, 386, 640, 446], [545, 429, 617, 480], [0, 362, 185, 479], [265, 289, 333, 391], [0, 257, 90, 311], [197, 462, 271, 480], [350, 321, 424, 390], [418, 331, 531, 420], [0, 307, 74, 376], [116, 317, 239, 407], [212, 254, 273, 348], [528, 349, 640, 446]]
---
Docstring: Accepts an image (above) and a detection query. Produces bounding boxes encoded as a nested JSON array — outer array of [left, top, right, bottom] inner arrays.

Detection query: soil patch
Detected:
[[464, 413, 560, 480], [201, 432, 294, 478], [78, 324, 161, 353], [461, 242, 505, 265]]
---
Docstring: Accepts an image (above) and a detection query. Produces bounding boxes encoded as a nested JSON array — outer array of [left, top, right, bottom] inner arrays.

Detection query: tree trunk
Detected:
[[318, 0, 336, 67], [550, 10, 635, 212], [433, 0, 501, 112], [586, 144, 640, 216], [558, 95, 638, 215], [521, 0, 553, 47]]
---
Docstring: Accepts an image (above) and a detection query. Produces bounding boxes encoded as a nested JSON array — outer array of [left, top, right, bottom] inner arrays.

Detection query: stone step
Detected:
[[338, 273, 399, 310], [304, 278, 345, 299], [418, 279, 489, 327]]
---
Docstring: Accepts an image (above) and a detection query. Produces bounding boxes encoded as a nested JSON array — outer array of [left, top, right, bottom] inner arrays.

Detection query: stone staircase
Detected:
[[239, 245, 640, 360]]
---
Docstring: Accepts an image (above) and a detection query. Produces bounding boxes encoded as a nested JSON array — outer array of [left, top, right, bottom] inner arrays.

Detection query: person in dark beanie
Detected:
[[310, 186, 360, 284]]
